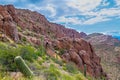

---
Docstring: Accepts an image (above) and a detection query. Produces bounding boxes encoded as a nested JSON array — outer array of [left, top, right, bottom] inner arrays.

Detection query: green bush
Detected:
[[0, 42, 39, 71], [74, 73, 87, 80], [20, 45, 38, 62], [62, 74, 74, 80], [44, 64, 61, 80], [51, 57, 63, 66], [0, 43, 20, 71], [59, 49, 66, 55], [64, 62, 78, 74], [36, 37, 46, 57]]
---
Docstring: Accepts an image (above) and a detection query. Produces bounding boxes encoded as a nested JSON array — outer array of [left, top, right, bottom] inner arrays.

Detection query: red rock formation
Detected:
[[79, 32, 87, 38], [16, 9, 81, 39], [52, 37, 107, 78], [0, 5, 19, 42]]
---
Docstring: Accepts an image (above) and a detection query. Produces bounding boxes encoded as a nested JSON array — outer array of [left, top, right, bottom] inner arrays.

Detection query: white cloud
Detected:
[[27, 4, 41, 11], [61, 0, 120, 25], [102, 0, 110, 6], [25, 4, 56, 17], [98, 8, 120, 17], [67, 0, 102, 12], [53, 16, 82, 25], [53, 6, 120, 25], [83, 16, 110, 25], [115, 0, 120, 6], [78, 7, 120, 25], [104, 31, 120, 36], [51, 0, 120, 25], [55, 6, 120, 25], [82, 7, 120, 17], [45, 4, 56, 17], [50, 0, 120, 25]]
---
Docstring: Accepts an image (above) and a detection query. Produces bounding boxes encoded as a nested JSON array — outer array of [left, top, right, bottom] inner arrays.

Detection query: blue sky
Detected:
[[0, 0, 120, 36]]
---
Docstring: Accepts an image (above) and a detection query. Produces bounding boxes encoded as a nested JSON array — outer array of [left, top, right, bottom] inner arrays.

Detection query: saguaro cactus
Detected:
[[14, 56, 33, 77], [84, 64, 87, 77]]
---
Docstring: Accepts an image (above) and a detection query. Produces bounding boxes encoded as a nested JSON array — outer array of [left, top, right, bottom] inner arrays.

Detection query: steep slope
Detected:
[[16, 9, 81, 40], [85, 33, 120, 80], [85, 33, 120, 46], [0, 5, 107, 79], [0, 5, 19, 42]]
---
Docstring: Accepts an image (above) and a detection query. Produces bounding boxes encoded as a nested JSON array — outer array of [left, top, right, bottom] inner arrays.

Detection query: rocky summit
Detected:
[[0, 5, 107, 79]]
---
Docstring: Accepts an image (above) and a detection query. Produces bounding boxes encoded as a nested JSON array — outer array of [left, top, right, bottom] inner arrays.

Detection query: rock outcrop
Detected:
[[0, 5, 107, 79], [51, 38, 106, 78], [0, 5, 19, 42]]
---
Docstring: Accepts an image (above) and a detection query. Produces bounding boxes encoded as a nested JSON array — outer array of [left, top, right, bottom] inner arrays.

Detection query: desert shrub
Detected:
[[0, 43, 20, 71], [74, 73, 87, 80], [51, 57, 63, 66], [100, 76, 106, 80], [62, 74, 74, 80], [0, 42, 40, 71], [20, 45, 38, 62], [0, 72, 12, 80], [87, 75, 95, 80], [64, 62, 78, 74], [36, 37, 46, 57], [22, 37, 27, 42], [59, 49, 66, 55], [44, 64, 61, 80]]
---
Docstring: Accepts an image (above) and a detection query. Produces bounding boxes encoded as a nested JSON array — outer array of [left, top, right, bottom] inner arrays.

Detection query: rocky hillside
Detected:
[[85, 33, 120, 46], [0, 5, 107, 79], [83, 33, 120, 80]]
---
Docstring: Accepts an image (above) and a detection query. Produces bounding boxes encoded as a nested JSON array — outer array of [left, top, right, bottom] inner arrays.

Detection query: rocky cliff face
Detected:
[[0, 5, 19, 42], [0, 5, 107, 79], [51, 37, 106, 77]]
